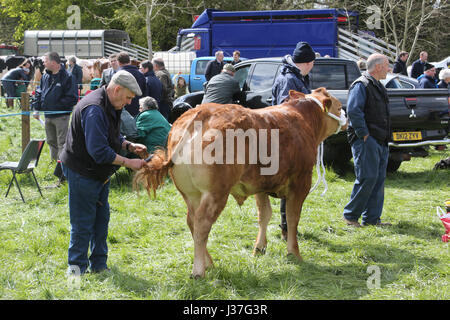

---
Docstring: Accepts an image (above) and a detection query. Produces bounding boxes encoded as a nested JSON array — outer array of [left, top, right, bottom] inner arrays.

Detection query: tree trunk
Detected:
[[146, 1, 153, 60]]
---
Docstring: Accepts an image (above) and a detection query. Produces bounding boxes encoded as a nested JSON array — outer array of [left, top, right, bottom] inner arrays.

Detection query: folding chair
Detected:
[[0, 139, 45, 202]]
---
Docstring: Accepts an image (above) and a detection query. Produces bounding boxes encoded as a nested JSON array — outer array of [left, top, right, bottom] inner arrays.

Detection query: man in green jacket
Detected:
[[136, 96, 172, 153]]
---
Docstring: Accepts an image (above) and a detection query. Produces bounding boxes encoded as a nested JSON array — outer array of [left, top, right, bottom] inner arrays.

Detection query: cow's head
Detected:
[[307, 87, 347, 137]]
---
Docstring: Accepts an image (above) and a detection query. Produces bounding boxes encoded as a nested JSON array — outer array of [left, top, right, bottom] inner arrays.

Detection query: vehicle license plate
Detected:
[[392, 131, 422, 141]]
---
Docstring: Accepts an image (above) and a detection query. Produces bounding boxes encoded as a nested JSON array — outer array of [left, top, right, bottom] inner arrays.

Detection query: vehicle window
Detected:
[[310, 64, 347, 90], [195, 60, 209, 75], [234, 65, 251, 90], [248, 63, 279, 92], [385, 78, 403, 89], [398, 79, 415, 89], [179, 34, 195, 51]]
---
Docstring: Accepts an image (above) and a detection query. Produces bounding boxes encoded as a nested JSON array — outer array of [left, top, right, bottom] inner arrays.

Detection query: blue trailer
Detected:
[[175, 8, 360, 59]]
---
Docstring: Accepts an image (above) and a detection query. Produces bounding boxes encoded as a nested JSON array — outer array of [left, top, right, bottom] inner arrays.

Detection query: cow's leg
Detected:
[[285, 195, 303, 261], [192, 192, 228, 279], [253, 193, 272, 255], [285, 179, 310, 261], [182, 192, 214, 270]]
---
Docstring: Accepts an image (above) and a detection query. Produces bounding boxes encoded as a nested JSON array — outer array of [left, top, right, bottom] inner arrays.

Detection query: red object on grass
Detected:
[[437, 204, 450, 242]]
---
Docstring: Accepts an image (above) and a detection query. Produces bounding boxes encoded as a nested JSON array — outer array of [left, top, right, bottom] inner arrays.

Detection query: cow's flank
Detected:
[[134, 88, 344, 278]]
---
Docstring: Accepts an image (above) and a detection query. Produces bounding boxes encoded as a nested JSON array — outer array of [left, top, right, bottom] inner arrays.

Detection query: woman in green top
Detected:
[[136, 97, 172, 153]]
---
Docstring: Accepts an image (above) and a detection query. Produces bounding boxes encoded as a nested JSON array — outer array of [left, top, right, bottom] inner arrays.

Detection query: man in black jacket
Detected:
[[205, 51, 224, 81], [411, 51, 428, 79], [67, 56, 83, 92], [343, 53, 392, 227], [393, 51, 408, 76], [32, 52, 78, 161]]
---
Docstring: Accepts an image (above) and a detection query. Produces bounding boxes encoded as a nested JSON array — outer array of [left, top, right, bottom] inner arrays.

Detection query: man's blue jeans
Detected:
[[343, 136, 389, 225], [62, 164, 111, 274]]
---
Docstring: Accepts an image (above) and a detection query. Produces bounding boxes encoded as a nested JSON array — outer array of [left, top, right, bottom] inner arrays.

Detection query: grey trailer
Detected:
[[23, 29, 132, 59]]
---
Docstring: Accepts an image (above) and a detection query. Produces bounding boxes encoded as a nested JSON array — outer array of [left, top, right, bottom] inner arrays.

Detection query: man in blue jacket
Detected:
[[272, 41, 316, 240], [343, 53, 391, 227], [32, 52, 78, 161], [117, 52, 146, 116]]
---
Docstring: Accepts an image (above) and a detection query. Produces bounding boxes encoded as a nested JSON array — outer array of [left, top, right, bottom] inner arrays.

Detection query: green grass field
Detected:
[[0, 101, 449, 300]]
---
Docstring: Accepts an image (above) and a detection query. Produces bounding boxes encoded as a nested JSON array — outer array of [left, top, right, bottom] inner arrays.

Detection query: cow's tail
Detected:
[[133, 148, 173, 198]]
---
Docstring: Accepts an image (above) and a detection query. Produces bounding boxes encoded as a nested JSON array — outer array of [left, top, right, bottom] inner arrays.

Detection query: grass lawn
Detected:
[[0, 100, 449, 300]]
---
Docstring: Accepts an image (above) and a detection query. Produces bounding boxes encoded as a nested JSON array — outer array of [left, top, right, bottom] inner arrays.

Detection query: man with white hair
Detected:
[[205, 50, 224, 81], [343, 53, 392, 227], [60, 70, 147, 275]]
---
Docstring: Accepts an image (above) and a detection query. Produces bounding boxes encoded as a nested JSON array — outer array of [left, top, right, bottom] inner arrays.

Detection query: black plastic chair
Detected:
[[0, 139, 45, 202]]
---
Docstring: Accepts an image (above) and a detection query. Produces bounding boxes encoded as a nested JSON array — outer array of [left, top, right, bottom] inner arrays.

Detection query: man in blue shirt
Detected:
[[60, 70, 147, 275], [343, 53, 392, 227], [272, 41, 316, 240]]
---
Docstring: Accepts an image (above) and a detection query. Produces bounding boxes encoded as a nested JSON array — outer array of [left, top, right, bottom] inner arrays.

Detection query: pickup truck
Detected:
[[174, 56, 234, 93], [170, 57, 450, 172]]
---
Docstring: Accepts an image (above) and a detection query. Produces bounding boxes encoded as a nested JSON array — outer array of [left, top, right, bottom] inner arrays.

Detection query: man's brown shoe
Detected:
[[344, 218, 361, 227], [362, 221, 392, 227]]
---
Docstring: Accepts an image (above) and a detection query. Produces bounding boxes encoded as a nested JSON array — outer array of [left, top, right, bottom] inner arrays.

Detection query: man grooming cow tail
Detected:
[[133, 148, 172, 198]]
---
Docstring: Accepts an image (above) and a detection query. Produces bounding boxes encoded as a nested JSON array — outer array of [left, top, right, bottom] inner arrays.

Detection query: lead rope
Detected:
[[309, 142, 328, 196]]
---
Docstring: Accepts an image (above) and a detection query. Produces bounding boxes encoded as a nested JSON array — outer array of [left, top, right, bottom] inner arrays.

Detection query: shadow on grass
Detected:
[[106, 267, 157, 298]]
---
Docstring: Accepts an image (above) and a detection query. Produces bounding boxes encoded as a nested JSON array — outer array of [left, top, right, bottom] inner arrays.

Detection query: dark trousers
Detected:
[[343, 137, 389, 225], [62, 164, 111, 274]]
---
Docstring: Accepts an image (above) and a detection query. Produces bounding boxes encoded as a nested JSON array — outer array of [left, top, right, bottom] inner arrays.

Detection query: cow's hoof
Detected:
[[190, 273, 204, 280], [286, 253, 303, 263], [253, 247, 266, 255]]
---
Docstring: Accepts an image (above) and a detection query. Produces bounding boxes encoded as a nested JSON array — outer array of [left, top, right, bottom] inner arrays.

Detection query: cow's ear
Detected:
[[289, 90, 305, 100], [323, 98, 332, 112], [313, 87, 330, 97]]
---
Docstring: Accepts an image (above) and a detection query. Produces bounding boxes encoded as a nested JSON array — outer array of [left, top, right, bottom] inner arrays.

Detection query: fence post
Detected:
[[21, 92, 30, 152]]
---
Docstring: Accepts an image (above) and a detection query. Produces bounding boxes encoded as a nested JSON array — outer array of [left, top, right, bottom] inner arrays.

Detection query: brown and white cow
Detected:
[[134, 88, 345, 278]]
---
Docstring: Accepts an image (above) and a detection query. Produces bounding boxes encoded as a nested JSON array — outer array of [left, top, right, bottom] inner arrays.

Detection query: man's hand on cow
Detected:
[[126, 158, 146, 171], [130, 143, 147, 154]]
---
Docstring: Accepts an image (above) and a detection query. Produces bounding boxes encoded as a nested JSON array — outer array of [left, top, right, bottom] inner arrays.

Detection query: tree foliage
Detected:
[[0, 0, 448, 61]]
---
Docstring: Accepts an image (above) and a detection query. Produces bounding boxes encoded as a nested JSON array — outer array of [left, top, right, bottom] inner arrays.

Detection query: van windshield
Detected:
[[179, 34, 200, 51]]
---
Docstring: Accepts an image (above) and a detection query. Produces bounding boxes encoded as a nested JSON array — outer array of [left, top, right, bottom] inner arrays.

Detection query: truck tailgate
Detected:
[[388, 89, 449, 142]]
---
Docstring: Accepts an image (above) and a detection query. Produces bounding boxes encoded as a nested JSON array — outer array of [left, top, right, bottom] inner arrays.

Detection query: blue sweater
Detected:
[[81, 105, 125, 165]]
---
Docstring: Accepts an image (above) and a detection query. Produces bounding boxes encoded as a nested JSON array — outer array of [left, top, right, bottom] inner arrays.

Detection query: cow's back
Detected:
[[167, 102, 320, 200]]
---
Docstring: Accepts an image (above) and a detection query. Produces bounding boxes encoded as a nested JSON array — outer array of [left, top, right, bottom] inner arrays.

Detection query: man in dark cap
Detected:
[[418, 63, 437, 88], [60, 70, 147, 275], [272, 41, 316, 240]]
